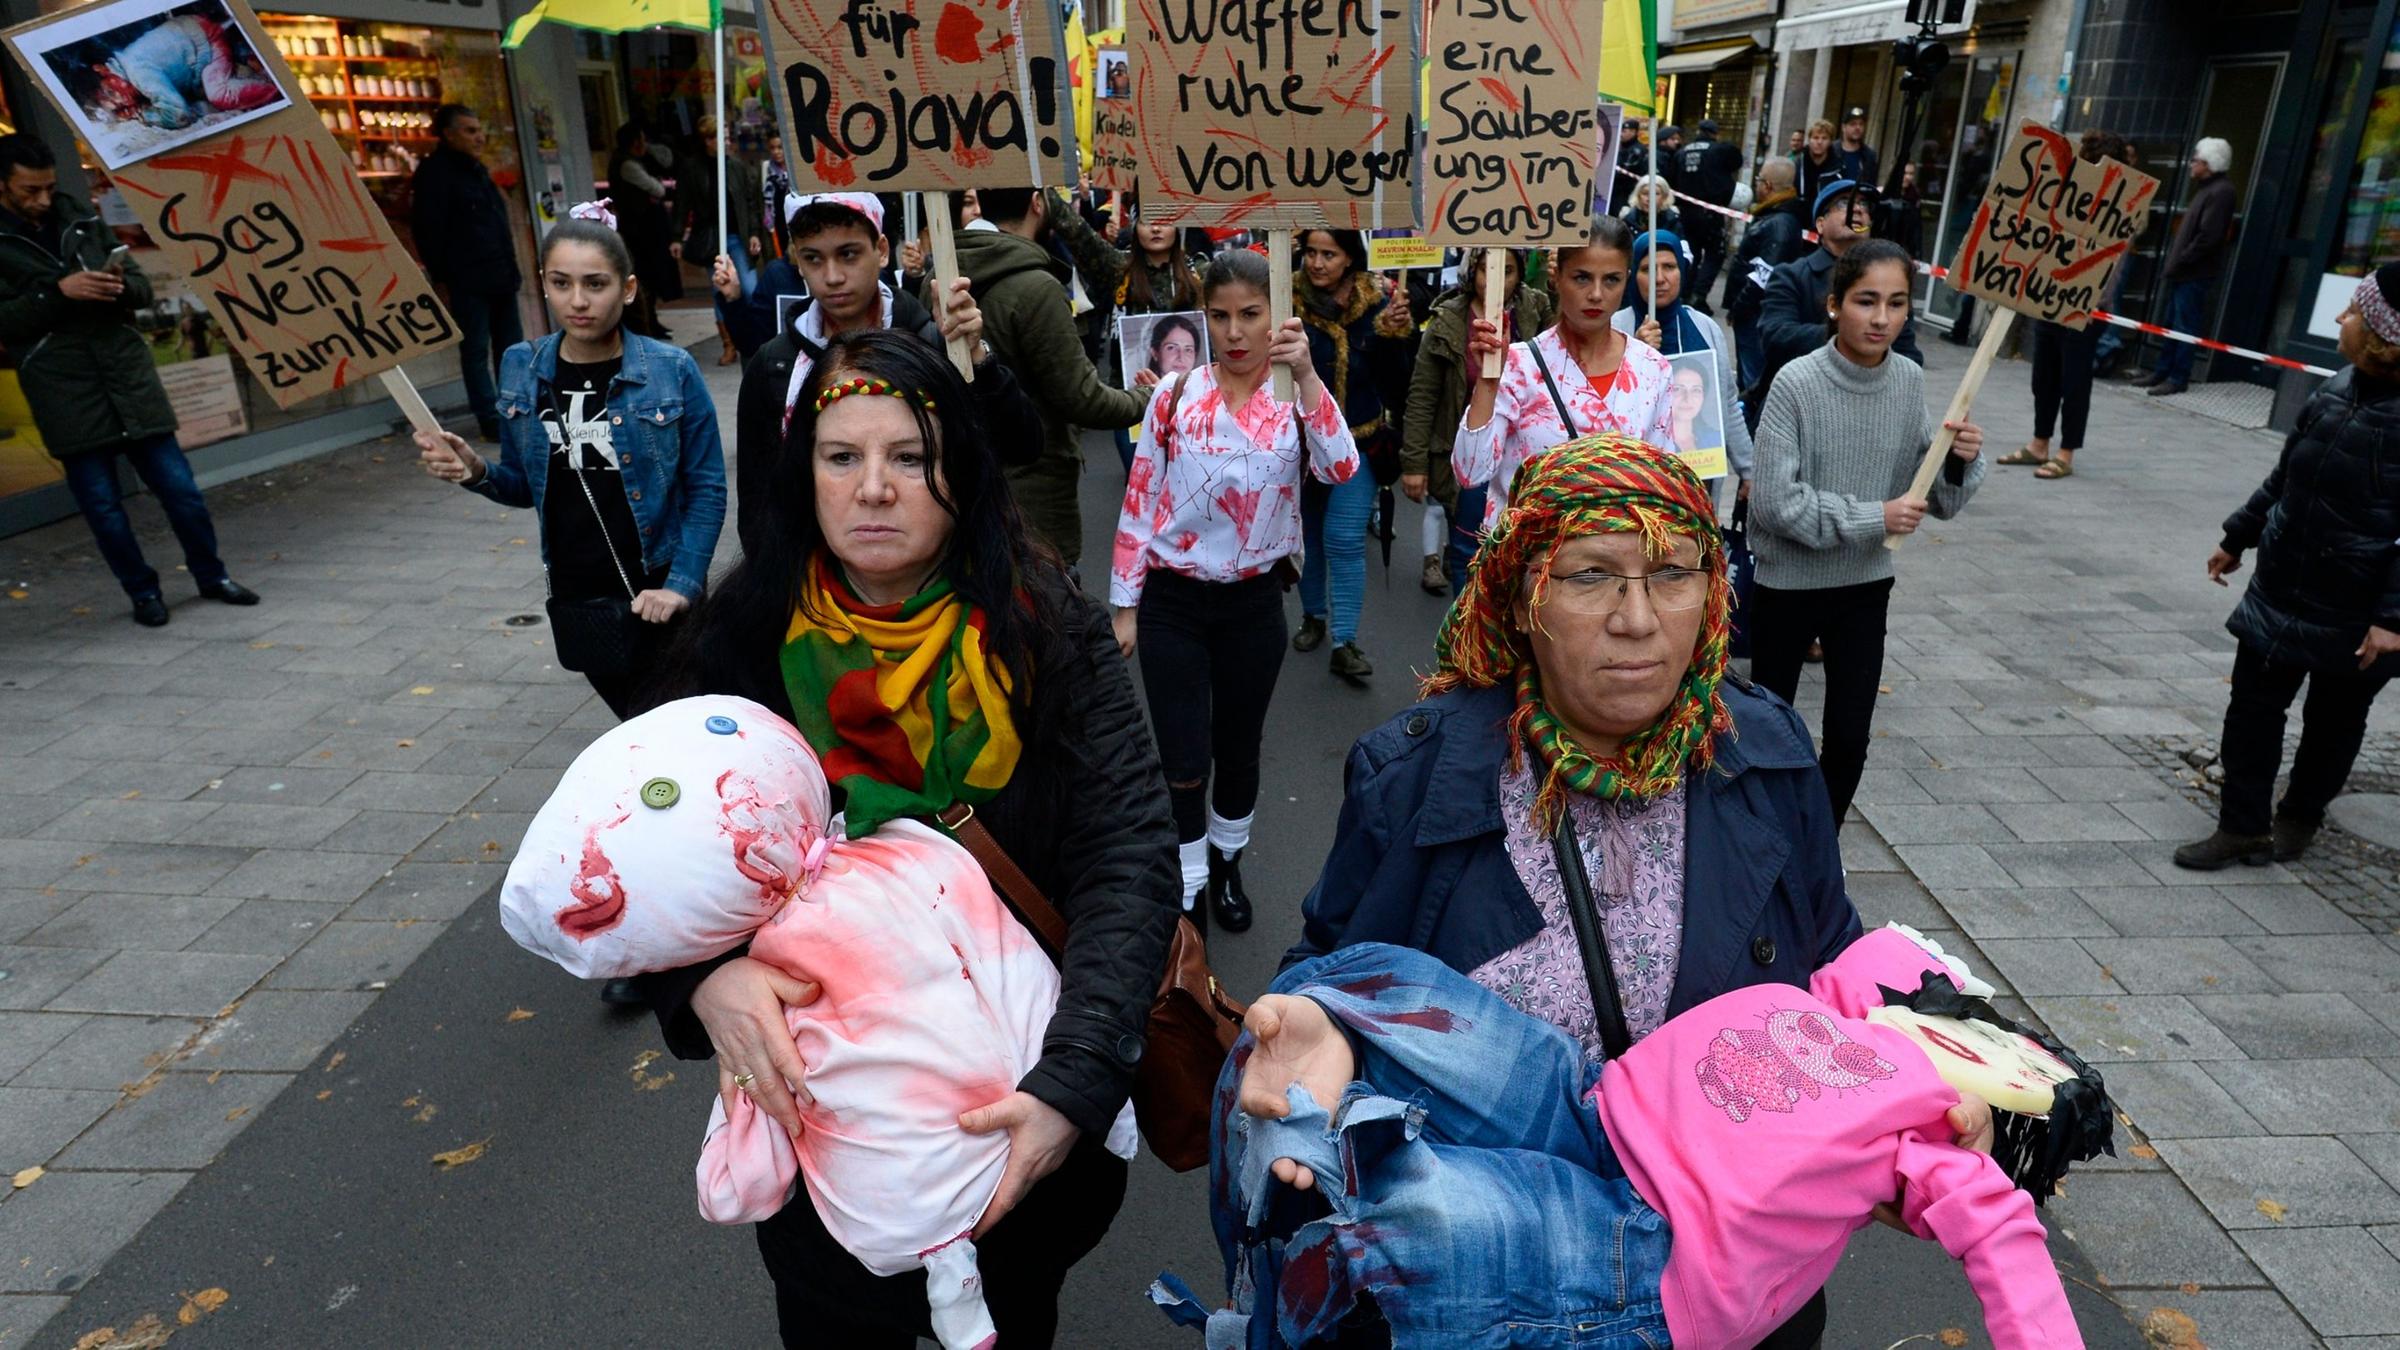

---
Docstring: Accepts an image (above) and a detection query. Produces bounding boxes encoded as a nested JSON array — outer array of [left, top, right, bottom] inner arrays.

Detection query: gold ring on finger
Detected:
[[732, 1071, 755, 1091]]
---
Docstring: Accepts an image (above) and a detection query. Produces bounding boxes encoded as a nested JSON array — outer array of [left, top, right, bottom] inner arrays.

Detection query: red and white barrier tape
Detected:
[[1610, 164, 2337, 378]]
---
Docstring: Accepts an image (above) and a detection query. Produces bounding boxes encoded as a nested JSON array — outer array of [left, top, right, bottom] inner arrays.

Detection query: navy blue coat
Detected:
[[1283, 679, 1863, 1020]]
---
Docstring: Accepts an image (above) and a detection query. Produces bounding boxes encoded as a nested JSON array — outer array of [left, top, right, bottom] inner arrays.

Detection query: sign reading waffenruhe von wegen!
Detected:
[[1420, 0, 1606, 245], [1129, 0, 1415, 228], [1, 0, 456, 408], [1950, 120, 2161, 329], [767, 0, 1073, 191]]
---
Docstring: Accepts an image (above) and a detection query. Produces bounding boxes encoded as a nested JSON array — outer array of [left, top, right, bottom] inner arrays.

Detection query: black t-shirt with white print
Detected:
[[539, 357, 652, 601]]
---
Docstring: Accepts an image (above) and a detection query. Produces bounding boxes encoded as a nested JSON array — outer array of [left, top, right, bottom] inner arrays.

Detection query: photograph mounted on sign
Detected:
[[1088, 44, 1136, 192], [14, 0, 287, 171], [1117, 310, 1206, 388], [1419, 0, 1606, 246], [1664, 349, 1728, 480], [760, 0, 1074, 193], [1948, 119, 2160, 329], [1127, 0, 1414, 230]]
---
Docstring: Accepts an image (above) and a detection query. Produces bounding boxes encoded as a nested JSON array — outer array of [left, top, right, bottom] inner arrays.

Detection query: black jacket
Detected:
[[0, 196, 175, 457], [638, 574, 1181, 1137], [731, 289, 1044, 557], [2221, 368, 2400, 673], [1726, 193, 1811, 325], [2164, 173, 2238, 284], [407, 145, 521, 294], [1750, 246, 1923, 416]]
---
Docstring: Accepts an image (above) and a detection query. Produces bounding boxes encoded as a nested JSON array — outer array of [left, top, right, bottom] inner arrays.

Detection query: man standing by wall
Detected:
[[409, 104, 522, 442], [0, 135, 258, 627], [2134, 138, 2238, 398]]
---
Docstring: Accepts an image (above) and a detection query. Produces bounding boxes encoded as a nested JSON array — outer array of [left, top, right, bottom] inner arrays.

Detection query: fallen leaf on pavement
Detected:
[[409, 686, 435, 696], [314, 1090, 332, 1102], [7, 589, 25, 600], [12, 1165, 42, 1189], [2178, 1283, 2200, 1295], [413, 1103, 438, 1124], [1939, 1331, 1968, 1348], [2130, 1143, 2159, 1160], [2140, 1305, 2203, 1348], [119, 790, 141, 800], [2256, 1197, 2288, 1223], [505, 1008, 535, 1023], [629, 1048, 675, 1092], [224, 1107, 249, 1122], [431, 1138, 491, 1170], [176, 1288, 229, 1325], [323, 1051, 346, 1073], [73, 1314, 172, 1349], [205, 1070, 222, 1084]]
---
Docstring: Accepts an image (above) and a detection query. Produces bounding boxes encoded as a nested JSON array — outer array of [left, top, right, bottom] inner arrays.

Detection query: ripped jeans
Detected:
[[1164, 944, 1674, 1349]]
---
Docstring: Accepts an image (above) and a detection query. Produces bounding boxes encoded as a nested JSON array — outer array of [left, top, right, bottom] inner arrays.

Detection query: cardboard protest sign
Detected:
[[1420, 0, 1606, 245], [1089, 44, 1137, 191], [3, 0, 456, 409], [763, 0, 1074, 192], [1949, 120, 2160, 330], [1128, 0, 1415, 229]]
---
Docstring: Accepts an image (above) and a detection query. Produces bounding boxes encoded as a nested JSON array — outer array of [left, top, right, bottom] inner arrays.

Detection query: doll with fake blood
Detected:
[[1159, 927, 2112, 1350], [501, 694, 1136, 1350]]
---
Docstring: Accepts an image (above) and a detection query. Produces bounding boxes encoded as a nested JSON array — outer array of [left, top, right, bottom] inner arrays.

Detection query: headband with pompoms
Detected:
[[567, 199, 618, 230], [814, 376, 936, 415]]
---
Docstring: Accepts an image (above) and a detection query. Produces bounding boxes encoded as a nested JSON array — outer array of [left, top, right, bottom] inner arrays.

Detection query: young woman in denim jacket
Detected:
[[416, 209, 727, 718]]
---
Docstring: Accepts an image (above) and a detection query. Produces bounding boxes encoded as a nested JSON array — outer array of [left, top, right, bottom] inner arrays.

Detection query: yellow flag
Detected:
[[1596, 0, 1659, 116], [505, 0, 716, 49]]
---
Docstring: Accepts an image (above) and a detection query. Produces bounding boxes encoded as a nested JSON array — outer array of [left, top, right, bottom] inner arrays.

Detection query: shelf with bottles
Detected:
[[262, 18, 446, 106], [315, 105, 437, 137]]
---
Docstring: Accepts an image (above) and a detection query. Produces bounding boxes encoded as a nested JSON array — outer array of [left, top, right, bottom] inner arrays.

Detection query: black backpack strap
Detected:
[[1550, 812, 1634, 1061], [1524, 337, 1582, 438]]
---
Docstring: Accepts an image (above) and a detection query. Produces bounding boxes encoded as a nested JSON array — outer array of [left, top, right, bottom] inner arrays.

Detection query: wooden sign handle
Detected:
[[1889, 307, 2016, 552], [1268, 229, 1295, 402], [923, 198, 977, 383], [1480, 247, 1507, 379], [378, 368, 443, 439]]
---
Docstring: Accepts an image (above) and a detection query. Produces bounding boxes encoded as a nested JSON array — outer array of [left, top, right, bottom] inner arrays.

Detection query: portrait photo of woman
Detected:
[[1118, 310, 1208, 389]]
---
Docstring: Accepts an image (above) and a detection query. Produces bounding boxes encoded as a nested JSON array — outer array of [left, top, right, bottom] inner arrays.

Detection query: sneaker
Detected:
[[131, 593, 169, 628], [1330, 642, 1374, 682], [1206, 846, 1253, 933], [2171, 829, 2273, 871], [1292, 615, 1328, 653], [2147, 381, 2188, 398], [1419, 553, 1447, 595], [2271, 817, 2319, 863]]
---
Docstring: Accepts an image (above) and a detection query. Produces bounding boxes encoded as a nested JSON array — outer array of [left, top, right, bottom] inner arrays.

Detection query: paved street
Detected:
[[0, 322, 2390, 1347]]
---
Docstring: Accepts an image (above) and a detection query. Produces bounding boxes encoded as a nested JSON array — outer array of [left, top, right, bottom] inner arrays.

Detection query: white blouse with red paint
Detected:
[[1452, 326, 1677, 528], [1108, 365, 1360, 609]]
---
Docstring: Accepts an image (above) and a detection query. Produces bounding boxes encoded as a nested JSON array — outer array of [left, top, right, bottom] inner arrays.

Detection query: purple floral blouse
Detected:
[[1468, 761, 1687, 1062]]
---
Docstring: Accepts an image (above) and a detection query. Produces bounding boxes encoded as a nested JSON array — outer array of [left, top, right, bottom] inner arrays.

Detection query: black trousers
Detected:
[[1135, 569, 1289, 843], [2030, 320, 2099, 450], [1747, 578, 1896, 824], [2217, 641, 2391, 836], [753, 1135, 1129, 1347]]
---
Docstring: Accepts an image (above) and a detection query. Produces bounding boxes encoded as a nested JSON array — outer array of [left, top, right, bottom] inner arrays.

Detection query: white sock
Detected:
[[1179, 837, 1208, 911], [1420, 502, 1447, 556], [1206, 809, 1254, 857]]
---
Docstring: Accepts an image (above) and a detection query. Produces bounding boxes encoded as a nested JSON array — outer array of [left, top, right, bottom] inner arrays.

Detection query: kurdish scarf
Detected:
[[1425, 433, 1732, 826], [779, 555, 1021, 838]]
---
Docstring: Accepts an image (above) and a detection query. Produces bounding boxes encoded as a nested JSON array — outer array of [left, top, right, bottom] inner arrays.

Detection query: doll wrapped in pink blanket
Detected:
[[501, 695, 1136, 1350]]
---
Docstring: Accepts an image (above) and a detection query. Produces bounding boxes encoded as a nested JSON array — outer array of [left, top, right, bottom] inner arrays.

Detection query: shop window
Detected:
[[2329, 22, 2400, 278]]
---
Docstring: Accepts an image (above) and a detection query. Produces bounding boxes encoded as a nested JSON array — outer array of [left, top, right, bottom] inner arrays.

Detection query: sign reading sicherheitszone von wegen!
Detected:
[[1950, 120, 2161, 330], [0, 0, 458, 408]]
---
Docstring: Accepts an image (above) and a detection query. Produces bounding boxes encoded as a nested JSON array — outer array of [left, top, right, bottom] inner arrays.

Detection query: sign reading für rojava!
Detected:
[[763, 0, 1076, 191], [1950, 119, 2161, 329], [1129, 0, 1415, 229], [0, 0, 457, 408], [1419, 0, 1606, 246]]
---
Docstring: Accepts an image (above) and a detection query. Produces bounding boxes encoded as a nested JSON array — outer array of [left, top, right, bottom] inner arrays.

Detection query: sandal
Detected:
[[1997, 446, 2050, 467], [2034, 458, 2075, 479]]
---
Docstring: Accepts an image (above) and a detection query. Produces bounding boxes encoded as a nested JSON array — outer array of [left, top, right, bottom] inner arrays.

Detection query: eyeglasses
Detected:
[[1538, 566, 1709, 615]]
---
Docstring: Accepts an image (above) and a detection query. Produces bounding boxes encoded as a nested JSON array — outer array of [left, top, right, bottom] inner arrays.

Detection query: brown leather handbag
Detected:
[[938, 804, 1246, 1172]]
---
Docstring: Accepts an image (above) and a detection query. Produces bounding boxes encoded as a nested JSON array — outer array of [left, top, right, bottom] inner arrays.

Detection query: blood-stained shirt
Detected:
[[1109, 365, 1359, 609], [1452, 326, 1676, 528]]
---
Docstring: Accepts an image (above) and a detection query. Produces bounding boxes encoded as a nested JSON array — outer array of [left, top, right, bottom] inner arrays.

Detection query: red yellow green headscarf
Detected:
[[1426, 433, 1733, 825], [780, 555, 1022, 838]]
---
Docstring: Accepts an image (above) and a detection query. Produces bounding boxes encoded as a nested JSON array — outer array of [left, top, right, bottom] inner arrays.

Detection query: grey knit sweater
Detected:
[[1750, 343, 1984, 589]]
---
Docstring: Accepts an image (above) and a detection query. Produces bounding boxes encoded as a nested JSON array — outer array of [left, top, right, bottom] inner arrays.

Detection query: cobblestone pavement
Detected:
[[1788, 343, 2400, 1348]]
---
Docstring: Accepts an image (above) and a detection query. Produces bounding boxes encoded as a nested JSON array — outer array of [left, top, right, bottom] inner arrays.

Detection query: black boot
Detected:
[[2272, 816, 2320, 862], [1182, 884, 1207, 938], [2172, 829, 2273, 871], [1207, 845, 1253, 933]]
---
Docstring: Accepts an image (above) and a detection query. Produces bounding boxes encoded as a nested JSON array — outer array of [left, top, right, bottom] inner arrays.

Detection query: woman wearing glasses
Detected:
[[1748, 240, 1985, 824], [1278, 435, 1987, 1347]]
